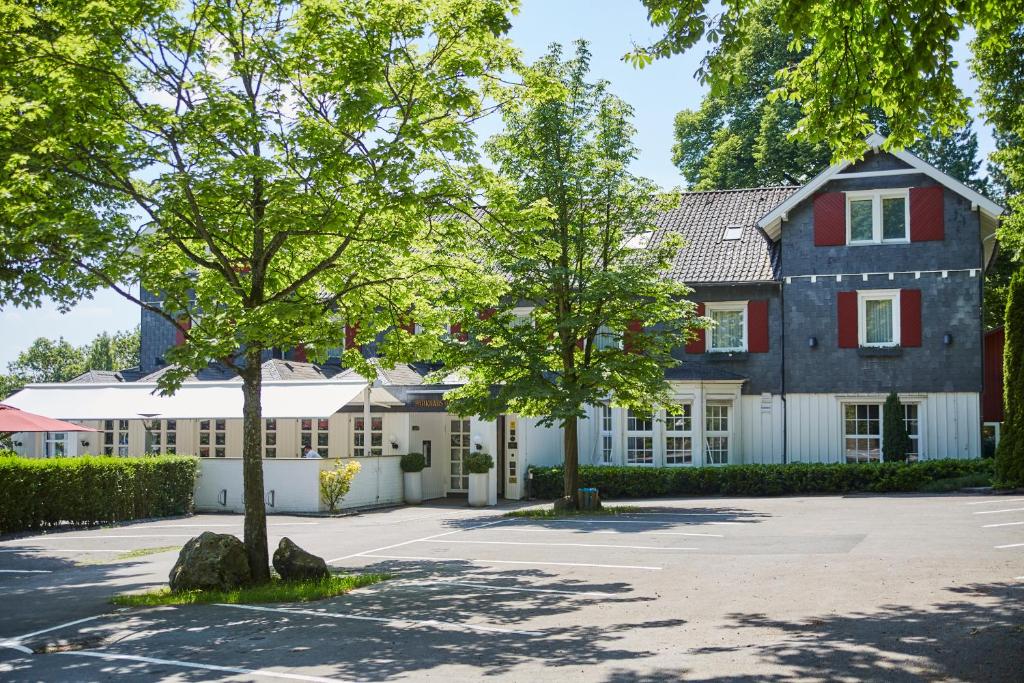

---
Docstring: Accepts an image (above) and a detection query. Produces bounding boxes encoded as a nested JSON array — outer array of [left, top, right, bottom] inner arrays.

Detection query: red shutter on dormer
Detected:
[[900, 289, 922, 347], [747, 300, 769, 353], [837, 292, 858, 348], [174, 317, 191, 346], [910, 186, 944, 242], [344, 324, 359, 350], [624, 320, 643, 354], [814, 192, 846, 246], [685, 304, 705, 354]]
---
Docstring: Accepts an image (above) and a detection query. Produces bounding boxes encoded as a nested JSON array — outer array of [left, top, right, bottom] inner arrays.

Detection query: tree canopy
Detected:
[[0, 0, 517, 580], [440, 41, 700, 501]]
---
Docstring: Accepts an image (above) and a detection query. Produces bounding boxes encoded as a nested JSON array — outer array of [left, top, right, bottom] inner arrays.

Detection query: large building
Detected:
[[5, 135, 1005, 509]]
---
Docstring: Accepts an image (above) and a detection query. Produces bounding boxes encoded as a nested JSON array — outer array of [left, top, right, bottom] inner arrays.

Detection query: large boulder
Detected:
[[169, 532, 251, 592], [273, 537, 329, 581]]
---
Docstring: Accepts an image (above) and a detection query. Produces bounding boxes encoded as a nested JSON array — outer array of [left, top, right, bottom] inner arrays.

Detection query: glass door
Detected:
[[449, 418, 470, 491]]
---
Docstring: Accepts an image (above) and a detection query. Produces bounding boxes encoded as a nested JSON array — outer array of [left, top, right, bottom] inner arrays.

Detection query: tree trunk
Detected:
[[241, 346, 270, 583], [562, 414, 579, 501]]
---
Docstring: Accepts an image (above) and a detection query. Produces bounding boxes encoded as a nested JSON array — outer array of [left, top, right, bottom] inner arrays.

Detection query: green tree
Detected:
[[631, 0, 1024, 160], [882, 392, 911, 463], [0, 0, 516, 581], [995, 269, 1024, 487], [7, 337, 87, 384], [670, 2, 986, 191], [85, 328, 140, 373], [440, 42, 700, 505]]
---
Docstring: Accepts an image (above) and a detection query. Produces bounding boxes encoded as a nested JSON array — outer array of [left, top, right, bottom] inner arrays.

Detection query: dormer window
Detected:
[[722, 225, 742, 241], [847, 189, 909, 244]]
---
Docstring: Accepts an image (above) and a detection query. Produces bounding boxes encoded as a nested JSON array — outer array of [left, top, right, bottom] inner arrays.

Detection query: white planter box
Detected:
[[468, 472, 489, 507], [403, 471, 423, 505]]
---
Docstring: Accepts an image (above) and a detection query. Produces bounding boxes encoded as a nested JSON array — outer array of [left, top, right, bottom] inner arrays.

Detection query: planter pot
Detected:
[[403, 471, 423, 505], [468, 471, 489, 507]]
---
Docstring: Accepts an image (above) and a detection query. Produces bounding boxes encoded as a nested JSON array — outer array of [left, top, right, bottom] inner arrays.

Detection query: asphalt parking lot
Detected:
[[0, 494, 1021, 681]]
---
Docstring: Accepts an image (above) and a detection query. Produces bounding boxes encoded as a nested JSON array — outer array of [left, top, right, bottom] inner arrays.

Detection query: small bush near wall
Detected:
[[527, 460, 994, 499], [0, 454, 199, 533]]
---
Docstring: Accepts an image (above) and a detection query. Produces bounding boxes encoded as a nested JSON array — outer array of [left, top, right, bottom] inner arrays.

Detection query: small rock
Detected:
[[273, 537, 329, 581], [169, 532, 251, 592]]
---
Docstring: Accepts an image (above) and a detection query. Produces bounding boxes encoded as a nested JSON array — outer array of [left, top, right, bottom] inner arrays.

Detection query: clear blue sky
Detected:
[[0, 0, 993, 369]]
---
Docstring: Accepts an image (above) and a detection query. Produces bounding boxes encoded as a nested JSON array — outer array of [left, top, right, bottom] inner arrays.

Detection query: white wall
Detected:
[[786, 392, 981, 462], [194, 455, 403, 514], [738, 394, 785, 464]]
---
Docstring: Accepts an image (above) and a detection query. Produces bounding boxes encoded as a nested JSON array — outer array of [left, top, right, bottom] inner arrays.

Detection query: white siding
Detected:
[[738, 394, 785, 464], [786, 392, 981, 462]]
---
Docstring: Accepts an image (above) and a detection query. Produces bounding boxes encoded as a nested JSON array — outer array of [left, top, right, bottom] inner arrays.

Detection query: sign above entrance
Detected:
[[407, 393, 448, 411]]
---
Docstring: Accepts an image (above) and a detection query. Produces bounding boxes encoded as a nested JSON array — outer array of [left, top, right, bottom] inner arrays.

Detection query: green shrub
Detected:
[[527, 459, 995, 499], [400, 452, 426, 473], [319, 460, 361, 513], [0, 455, 199, 533], [465, 452, 494, 474]]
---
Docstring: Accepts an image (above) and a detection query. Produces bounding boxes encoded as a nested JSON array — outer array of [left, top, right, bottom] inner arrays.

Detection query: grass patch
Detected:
[[918, 473, 992, 493], [505, 505, 643, 519], [111, 572, 390, 607]]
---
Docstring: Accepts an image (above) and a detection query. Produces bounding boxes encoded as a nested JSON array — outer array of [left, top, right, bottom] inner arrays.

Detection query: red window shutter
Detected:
[[910, 186, 944, 241], [478, 308, 496, 345], [837, 292, 858, 348], [292, 344, 307, 363], [685, 304, 705, 354], [450, 323, 468, 342], [747, 300, 769, 353], [174, 317, 191, 346], [813, 192, 846, 246], [900, 289, 922, 347], [624, 320, 643, 354], [344, 324, 359, 350], [402, 320, 416, 334]]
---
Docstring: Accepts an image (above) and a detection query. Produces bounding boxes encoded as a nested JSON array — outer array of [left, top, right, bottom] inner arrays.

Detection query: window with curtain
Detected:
[[707, 303, 746, 351], [865, 299, 894, 344]]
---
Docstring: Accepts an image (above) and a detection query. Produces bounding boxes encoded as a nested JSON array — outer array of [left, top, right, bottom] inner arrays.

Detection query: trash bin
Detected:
[[577, 487, 601, 511]]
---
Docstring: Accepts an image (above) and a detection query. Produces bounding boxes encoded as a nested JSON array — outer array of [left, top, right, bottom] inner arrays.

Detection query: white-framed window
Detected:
[[102, 419, 129, 456], [706, 302, 747, 352], [595, 325, 622, 351], [352, 415, 381, 457], [704, 402, 730, 465], [664, 403, 693, 465], [199, 419, 227, 458], [904, 403, 921, 461], [301, 418, 330, 457], [626, 409, 654, 465], [722, 225, 743, 241], [264, 419, 277, 458], [843, 403, 881, 463], [846, 189, 909, 244], [858, 289, 900, 347], [600, 404, 614, 463], [44, 432, 67, 458]]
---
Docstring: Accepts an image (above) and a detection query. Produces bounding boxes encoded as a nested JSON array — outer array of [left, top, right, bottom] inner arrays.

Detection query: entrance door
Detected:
[[449, 418, 471, 492], [495, 415, 506, 497]]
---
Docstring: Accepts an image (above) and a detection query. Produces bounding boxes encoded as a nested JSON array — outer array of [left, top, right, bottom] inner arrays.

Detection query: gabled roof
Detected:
[[650, 186, 801, 283], [756, 133, 1004, 240], [68, 368, 148, 384]]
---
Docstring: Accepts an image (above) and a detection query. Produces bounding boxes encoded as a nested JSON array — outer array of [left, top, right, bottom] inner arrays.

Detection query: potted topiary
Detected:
[[400, 452, 426, 505], [465, 452, 494, 507]]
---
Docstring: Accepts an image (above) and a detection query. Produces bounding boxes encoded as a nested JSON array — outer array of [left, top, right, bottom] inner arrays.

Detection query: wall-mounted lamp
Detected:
[[389, 434, 399, 449], [808, 336, 818, 348], [943, 333, 953, 346], [13, 440, 22, 448], [80, 439, 90, 447], [473, 435, 483, 451]]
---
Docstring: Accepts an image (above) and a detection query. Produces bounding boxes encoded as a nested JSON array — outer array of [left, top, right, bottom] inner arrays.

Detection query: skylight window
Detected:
[[723, 225, 743, 241]]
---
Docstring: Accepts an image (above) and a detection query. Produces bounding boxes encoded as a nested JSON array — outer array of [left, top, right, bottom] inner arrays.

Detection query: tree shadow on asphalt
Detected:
[[8, 558, 684, 681], [662, 581, 1024, 682]]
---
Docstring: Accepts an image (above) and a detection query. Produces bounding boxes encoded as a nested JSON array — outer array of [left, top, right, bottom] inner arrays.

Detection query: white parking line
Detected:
[[507, 518, 740, 526], [995, 543, 1024, 549], [219, 602, 543, 636], [398, 579, 621, 598], [0, 614, 109, 653], [590, 530, 724, 538], [0, 569, 52, 573], [965, 498, 1024, 505], [422, 539, 697, 551], [327, 517, 507, 563], [6, 534, 196, 540], [359, 553, 662, 570], [983, 521, 1024, 528], [974, 507, 1024, 515], [60, 651, 345, 683]]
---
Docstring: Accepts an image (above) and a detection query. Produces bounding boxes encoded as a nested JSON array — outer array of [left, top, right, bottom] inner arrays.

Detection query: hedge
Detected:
[[527, 459, 994, 499], [0, 453, 199, 533]]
